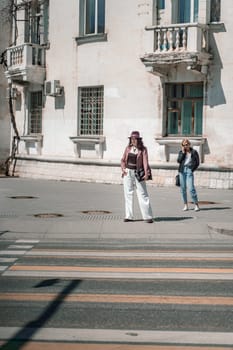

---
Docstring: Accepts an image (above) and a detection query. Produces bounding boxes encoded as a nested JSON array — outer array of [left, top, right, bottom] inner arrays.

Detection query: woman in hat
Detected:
[[121, 131, 153, 223], [177, 138, 200, 211]]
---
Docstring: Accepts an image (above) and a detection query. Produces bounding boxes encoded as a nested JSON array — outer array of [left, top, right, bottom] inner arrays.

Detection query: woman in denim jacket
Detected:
[[121, 131, 153, 223], [177, 138, 200, 211]]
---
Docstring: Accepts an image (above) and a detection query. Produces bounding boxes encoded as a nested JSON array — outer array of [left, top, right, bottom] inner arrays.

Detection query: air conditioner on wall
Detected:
[[44, 80, 63, 96]]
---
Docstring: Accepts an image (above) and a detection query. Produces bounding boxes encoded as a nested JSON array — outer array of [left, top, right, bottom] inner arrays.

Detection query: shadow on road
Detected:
[[0, 279, 82, 350], [154, 216, 193, 222]]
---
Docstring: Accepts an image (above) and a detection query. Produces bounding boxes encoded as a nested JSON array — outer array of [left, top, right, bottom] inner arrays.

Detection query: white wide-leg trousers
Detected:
[[123, 169, 153, 220]]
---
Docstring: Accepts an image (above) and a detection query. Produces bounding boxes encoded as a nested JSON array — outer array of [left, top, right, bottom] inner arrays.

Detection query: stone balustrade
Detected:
[[145, 22, 208, 53], [5, 43, 46, 84]]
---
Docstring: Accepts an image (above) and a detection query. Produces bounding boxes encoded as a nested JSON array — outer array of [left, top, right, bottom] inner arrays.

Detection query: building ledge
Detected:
[[75, 33, 107, 45], [70, 136, 106, 159], [14, 154, 233, 173], [20, 135, 43, 155], [155, 137, 206, 162]]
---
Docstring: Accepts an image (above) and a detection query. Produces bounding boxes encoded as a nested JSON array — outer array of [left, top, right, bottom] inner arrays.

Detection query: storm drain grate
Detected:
[[0, 213, 18, 218], [79, 210, 121, 221], [78, 214, 122, 221]]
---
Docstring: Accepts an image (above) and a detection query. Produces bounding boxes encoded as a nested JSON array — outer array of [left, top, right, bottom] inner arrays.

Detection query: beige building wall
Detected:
[[5, 0, 233, 187], [0, 0, 11, 169]]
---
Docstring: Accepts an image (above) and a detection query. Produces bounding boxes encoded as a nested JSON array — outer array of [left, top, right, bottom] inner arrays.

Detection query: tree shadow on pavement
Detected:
[[0, 279, 82, 350]]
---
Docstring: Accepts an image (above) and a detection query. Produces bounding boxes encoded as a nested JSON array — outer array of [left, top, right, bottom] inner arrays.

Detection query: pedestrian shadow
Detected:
[[154, 216, 193, 222], [0, 279, 82, 350], [195, 206, 231, 211]]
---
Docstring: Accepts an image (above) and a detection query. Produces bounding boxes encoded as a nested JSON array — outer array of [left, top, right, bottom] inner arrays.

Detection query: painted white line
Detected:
[[0, 250, 27, 256], [0, 258, 17, 263], [0, 327, 232, 345], [0, 266, 8, 271], [15, 240, 39, 243], [3, 270, 233, 280], [26, 250, 233, 258], [8, 245, 33, 250]]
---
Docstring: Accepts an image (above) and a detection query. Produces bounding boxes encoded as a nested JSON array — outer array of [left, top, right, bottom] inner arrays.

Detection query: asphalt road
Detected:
[[0, 238, 233, 349], [0, 178, 233, 349]]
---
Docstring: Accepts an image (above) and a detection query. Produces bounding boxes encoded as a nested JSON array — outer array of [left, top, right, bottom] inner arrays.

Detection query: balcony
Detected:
[[5, 43, 46, 85], [141, 23, 212, 76]]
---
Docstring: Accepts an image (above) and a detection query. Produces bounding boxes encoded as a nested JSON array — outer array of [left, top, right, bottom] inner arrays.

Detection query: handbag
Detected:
[[175, 174, 180, 187], [135, 167, 152, 182]]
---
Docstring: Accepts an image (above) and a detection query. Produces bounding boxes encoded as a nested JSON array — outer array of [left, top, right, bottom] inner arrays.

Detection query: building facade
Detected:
[[3, 0, 233, 188], [0, 0, 11, 172]]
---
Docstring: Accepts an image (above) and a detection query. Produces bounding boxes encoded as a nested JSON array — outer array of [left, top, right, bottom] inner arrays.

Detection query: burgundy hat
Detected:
[[129, 131, 141, 139]]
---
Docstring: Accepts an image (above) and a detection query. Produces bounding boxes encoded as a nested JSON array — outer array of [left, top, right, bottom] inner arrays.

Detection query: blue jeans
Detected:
[[179, 167, 198, 204]]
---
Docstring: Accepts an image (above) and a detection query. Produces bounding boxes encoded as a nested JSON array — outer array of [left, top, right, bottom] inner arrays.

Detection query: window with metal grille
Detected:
[[165, 83, 203, 136], [29, 91, 42, 134], [78, 86, 104, 135]]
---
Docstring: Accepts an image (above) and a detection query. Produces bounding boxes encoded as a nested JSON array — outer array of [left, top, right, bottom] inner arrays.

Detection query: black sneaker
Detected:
[[145, 219, 153, 223], [124, 218, 133, 222]]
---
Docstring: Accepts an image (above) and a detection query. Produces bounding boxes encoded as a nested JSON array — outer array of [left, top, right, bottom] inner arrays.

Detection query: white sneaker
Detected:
[[183, 205, 188, 211], [194, 205, 200, 212]]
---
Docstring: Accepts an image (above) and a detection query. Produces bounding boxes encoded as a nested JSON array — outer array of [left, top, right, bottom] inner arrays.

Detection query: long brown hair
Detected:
[[128, 138, 145, 151]]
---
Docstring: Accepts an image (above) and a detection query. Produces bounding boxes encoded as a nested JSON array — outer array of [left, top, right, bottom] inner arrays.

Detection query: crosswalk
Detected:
[[0, 240, 233, 349], [0, 239, 39, 273]]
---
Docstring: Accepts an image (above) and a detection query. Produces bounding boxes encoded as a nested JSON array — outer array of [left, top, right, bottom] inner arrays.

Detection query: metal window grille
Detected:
[[29, 91, 42, 134], [79, 86, 104, 135]]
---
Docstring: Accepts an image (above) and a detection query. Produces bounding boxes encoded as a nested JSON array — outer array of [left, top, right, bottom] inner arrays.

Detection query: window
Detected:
[[79, 0, 105, 36], [78, 86, 104, 135], [210, 0, 221, 22], [165, 83, 203, 136], [173, 0, 199, 23], [29, 91, 42, 134], [158, 0, 165, 10], [24, 0, 49, 45]]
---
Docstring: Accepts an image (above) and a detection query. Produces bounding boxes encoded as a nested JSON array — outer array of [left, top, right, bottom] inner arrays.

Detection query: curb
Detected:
[[207, 223, 233, 236]]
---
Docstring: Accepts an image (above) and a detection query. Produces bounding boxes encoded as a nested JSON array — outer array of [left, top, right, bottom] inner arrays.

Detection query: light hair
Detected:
[[182, 138, 191, 146]]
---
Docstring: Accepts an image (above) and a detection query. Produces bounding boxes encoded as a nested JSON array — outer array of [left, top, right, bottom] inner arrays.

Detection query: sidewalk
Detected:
[[0, 177, 232, 244]]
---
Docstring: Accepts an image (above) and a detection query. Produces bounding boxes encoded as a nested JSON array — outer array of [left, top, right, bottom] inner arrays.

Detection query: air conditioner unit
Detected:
[[45, 80, 63, 96]]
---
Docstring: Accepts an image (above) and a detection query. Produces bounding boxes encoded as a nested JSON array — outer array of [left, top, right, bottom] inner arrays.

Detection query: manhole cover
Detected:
[[8, 196, 38, 199], [81, 210, 112, 215], [34, 213, 63, 218]]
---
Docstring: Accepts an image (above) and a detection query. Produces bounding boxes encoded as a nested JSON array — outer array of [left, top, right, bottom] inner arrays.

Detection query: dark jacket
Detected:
[[177, 148, 200, 173]]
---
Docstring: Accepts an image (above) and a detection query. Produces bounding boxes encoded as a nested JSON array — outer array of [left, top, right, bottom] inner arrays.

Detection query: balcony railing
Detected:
[[5, 43, 46, 84], [146, 22, 208, 53], [141, 23, 211, 75]]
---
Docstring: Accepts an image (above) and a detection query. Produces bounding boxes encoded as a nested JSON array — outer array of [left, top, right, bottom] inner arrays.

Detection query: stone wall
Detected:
[[10, 157, 233, 189]]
